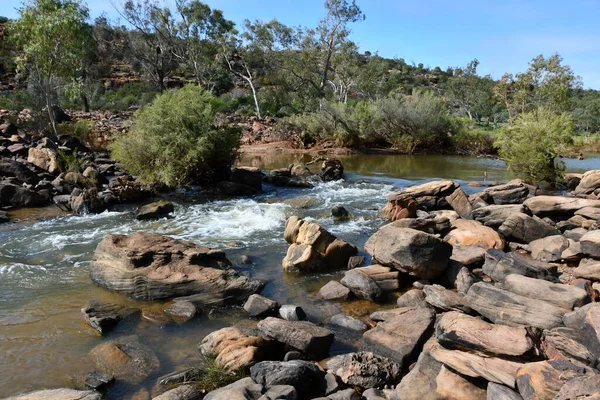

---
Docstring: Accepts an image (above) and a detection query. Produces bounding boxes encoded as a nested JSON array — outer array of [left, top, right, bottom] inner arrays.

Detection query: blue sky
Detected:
[[3, 0, 600, 88]]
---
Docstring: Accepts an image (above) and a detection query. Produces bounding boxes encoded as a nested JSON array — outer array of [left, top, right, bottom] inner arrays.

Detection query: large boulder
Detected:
[[401, 180, 459, 210], [529, 235, 570, 263], [136, 200, 174, 220], [27, 147, 59, 174], [436, 311, 535, 358], [390, 351, 443, 400], [0, 184, 47, 207], [282, 216, 357, 272], [472, 204, 526, 228], [230, 167, 263, 191], [378, 192, 419, 221], [524, 196, 600, 216], [257, 317, 334, 360], [446, 188, 473, 219], [0, 159, 40, 184], [324, 352, 401, 390], [516, 360, 595, 400], [466, 283, 566, 329], [482, 249, 556, 282], [573, 260, 600, 281], [498, 213, 560, 244], [541, 327, 596, 367], [444, 219, 505, 249], [362, 307, 435, 367], [365, 226, 452, 280], [435, 365, 487, 400], [472, 180, 534, 205], [250, 360, 325, 398], [499, 274, 589, 310], [321, 158, 344, 181], [200, 326, 272, 371], [340, 265, 399, 302], [573, 170, 600, 195], [90, 232, 263, 302]]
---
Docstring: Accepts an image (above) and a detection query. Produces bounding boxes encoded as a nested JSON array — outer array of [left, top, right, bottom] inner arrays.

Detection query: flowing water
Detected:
[[1, 153, 599, 398]]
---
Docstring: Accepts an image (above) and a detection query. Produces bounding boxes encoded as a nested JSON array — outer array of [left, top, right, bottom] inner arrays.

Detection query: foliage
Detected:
[[110, 84, 240, 187], [194, 356, 245, 392], [0, 89, 34, 110], [495, 108, 574, 183], [58, 119, 94, 143], [99, 82, 158, 110], [56, 148, 82, 172]]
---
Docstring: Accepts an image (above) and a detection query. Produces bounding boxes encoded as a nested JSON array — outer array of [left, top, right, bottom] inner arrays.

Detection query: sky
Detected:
[[2, 0, 600, 89]]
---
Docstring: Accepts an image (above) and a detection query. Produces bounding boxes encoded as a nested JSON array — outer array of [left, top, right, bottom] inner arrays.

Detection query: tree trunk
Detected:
[[81, 94, 90, 112], [248, 79, 262, 119], [46, 92, 58, 137]]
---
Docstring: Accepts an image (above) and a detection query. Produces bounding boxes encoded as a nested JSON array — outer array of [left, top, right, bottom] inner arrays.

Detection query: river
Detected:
[[0, 153, 598, 398]]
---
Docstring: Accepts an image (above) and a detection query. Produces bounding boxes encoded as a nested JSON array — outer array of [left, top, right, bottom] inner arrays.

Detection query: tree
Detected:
[[8, 0, 91, 134], [495, 108, 574, 183], [110, 84, 240, 187], [445, 59, 497, 122], [571, 90, 600, 134]]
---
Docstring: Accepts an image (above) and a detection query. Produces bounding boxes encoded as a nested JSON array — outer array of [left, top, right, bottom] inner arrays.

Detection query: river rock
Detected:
[[84, 370, 114, 391], [365, 226, 452, 280], [581, 304, 600, 359], [396, 289, 429, 308], [3, 389, 102, 400], [528, 235, 569, 263], [331, 205, 350, 221], [524, 196, 600, 216], [487, 383, 524, 400], [430, 345, 523, 388], [498, 213, 560, 244], [554, 375, 600, 400], [378, 192, 419, 221], [218, 180, 258, 196], [152, 385, 203, 400], [89, 335, 160, 384], [0, 183, 47, 207], [250, 360, 325, 398], [481, 249, 556, 282], [581, 230, 600, 259], [164, 300, 197, 322], [81, 300, 140, 334], [321, 158, 344, 181], [90, 232, 263, 302], [324, 352, 401, 389], [200, 326, 271, 371], [362, 307, 435, 367], [541, 327, 596, 367], [472, 205, 526, 228], [244, 294, 279, 318], [204, 377, 263, 400], [573, 170, 600, 195], [27, 147, 58, 174], [230, 167, 263, 191], [446, 188, 473, 219], [499, 274, 589, 310], [318, 281, 351, 301], [0, 159, 40, 184], [436, 365, 486, 400], [257, 317, 334, 360], [340, 265, 399, 302], [445, 219, 505, 249], [328, 313, 367, 331], [436, 311, 535, 357], [279, 305, 306, 321], [474, 180, 534, 205], [516, 360, 595, 400], [282, 216, 357, 272], [327, 389, 360, 400], [400, 180, 459, 210], [136, 200, 174, 220], [451, 246, 486, 267], [466, 282, 566, 329], [423, 284, 473, 313], [575, 206, 600, 220], [390, 351, 442, 400]]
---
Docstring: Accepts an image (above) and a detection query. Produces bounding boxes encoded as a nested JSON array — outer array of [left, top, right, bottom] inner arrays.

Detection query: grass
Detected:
[[193, 355, 246, 392]]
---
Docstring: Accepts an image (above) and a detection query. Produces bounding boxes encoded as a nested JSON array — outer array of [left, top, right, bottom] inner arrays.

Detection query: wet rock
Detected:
[[581, 230, 600, 259], [498, 213, 560, 244], [318, 281, 351, 301], [378, 192, 418, 221], [481, 249, 556, 282], [257, 317, 334, 360], [430, 345, 523, 388], [340, 265, 399, 302], [4, 389, 102, 400], [0, 184, 47, 207], [486, 383, 524, 400], [362, 307, 435, 367], [152, 384, 203, 400], [541, 327, 596, 367], [230, 167, 263, 191], [445, 219, 505, 249], [164, 301, 197, 323], [321, 158, 344, 181], [27, 147, 58, 174], [244, 294, 279, 318], [200, 326, 272, 371], [279, 305, 306, 321], [90, 232, 263, 302], [70, 189, 106, 214], [365, 226, 452, 280], [84, 370, 114, 391], [516, 360, 594, 400], [499, 274, 589, 310], [446, 188, 473, 219], [466, 282, 566, 329], [328, 313, 367, 331], [331, 205, 350, 221], [250, 360, 326, 398], [204, 377, 263, 400], [0, 159, 40, 184], [325, 352, 401, 389], [218, 181, 258, 196], [396, 289, 429, 308], [554, 375, 600, 400], [263, 171, 313, 188], [136, 200, 174, 220], [89, 335, 160, 384], [0, 210, 9, 223], [436, 365, 486, 400], [391, 351, 442, 400], [436, 311, 535, 357], [282, 216, 357, 272], [524, 195, 600, 216], [81, 300, 140, 334], [423, 284, 473, 313]]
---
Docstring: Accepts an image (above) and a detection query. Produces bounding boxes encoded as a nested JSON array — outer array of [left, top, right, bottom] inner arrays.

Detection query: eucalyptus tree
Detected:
[[9, 0, 91, 134]]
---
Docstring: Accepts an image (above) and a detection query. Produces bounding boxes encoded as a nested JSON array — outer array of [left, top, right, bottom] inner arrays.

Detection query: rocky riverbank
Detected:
[[7, 162, 600, 399]]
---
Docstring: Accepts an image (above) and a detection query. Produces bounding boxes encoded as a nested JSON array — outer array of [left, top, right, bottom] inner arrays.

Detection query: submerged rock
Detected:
[[3, 389, 102, 400], [90, 232, 264, 302], [136, 200, 174, 220], [81, 300, 140, 334]]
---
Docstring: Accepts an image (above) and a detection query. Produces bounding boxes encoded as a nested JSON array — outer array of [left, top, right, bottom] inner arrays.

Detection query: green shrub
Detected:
[[0, 89, 34, 110], [99, 83, 158, 111], [110, 84, 240, 187], [58, 120, 94, 143], [56, 148, 82, 173], [495, 108, 574, 183]]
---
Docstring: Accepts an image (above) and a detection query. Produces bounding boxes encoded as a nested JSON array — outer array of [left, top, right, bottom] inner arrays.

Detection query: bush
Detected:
[[495, 108, 574, 183], [110, 84, 240, 187], [99, 83, 158, 111], [0, 89, 34, 110], [58, 120, 94, 143]]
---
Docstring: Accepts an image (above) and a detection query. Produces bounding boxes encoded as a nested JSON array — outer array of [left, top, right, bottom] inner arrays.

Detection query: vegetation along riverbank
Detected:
[[2, 0, 600, 399]]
